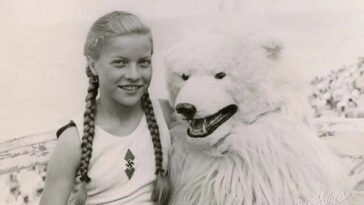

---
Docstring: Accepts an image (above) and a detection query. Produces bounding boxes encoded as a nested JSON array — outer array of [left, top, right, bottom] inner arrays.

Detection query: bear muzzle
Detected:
[[176, 103, 238, 138]]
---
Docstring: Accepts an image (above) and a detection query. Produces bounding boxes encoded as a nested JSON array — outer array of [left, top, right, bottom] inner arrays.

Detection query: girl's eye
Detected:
[[112, 60, 127, 68], [139, 59, 151, 68], [181, 73, 189, 81], [215, 72, 226, 79]]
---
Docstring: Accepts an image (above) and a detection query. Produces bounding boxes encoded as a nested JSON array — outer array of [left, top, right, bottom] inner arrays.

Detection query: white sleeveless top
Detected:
[[70, 99, 170, 205]]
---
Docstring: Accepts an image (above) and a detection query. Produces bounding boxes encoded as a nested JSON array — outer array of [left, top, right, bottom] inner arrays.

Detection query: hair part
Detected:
[[84, 11, 153, 60]]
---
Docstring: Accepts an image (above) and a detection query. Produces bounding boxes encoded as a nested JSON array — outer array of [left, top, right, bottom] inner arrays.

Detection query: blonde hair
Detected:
[[74, 11, 169, 205]]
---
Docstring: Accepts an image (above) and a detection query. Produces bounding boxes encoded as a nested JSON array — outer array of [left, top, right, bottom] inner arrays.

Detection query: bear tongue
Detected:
[[191, 119, 203, 130]]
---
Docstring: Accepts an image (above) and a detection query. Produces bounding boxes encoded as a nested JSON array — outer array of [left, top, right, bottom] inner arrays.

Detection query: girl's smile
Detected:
[[118, 84, 144, 93]]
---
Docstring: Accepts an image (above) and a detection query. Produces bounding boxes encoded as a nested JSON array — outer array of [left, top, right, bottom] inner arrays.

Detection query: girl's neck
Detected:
[[96, 96, 144, 127]]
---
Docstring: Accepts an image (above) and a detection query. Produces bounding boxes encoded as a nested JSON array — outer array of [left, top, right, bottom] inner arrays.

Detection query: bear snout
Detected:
[[175, 103, 197, 119]]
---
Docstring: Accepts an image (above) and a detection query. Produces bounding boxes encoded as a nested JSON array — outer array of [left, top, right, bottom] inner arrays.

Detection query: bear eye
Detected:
[[215, 72, 226, 79], [181, 73, 189, 81]]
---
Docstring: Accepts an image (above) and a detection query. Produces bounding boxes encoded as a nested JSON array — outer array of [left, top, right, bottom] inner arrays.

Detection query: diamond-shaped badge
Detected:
[[124, 149, 135, 179], [125, 167, 135, 179], [124, 149, 135, 161]]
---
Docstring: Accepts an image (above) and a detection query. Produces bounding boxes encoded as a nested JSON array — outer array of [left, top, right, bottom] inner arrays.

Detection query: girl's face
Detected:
[[91, 34, 153, 107]]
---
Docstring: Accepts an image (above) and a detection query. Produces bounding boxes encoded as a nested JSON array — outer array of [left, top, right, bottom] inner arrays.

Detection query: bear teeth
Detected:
[[188, 115, 219, 133], [202, 120, 207, 133]]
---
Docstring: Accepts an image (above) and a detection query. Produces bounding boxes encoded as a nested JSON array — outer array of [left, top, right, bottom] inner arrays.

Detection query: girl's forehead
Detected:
[[100, 34, 152, 57]]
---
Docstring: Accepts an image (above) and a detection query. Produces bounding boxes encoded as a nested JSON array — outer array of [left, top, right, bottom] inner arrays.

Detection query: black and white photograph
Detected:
[[0, 0, 364, 204]]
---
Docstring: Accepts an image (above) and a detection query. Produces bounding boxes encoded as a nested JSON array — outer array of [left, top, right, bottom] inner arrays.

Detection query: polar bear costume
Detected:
[[164, 30, 359, 205]]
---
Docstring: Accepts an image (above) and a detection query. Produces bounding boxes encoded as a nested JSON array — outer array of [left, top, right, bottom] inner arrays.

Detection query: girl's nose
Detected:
[[125, 64, 141, 80]]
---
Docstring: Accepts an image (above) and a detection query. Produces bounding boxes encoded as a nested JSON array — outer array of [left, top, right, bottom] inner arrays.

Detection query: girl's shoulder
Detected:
[[56, 121, 76, 138], [56, 125, 81, 150], [54, 117, 82, 160], [54, 121, 82, 156]]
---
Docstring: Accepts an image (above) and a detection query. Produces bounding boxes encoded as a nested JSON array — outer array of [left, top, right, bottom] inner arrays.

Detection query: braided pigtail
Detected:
[[72, 66, 99, 205], [141, 92, 171, 205]]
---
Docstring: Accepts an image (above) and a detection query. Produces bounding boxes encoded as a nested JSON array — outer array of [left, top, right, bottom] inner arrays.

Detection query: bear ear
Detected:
[[261, 40, 283, 60]]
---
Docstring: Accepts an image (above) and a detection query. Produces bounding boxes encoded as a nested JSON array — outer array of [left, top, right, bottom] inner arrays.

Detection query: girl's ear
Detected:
[[87, 56, 98, 76]]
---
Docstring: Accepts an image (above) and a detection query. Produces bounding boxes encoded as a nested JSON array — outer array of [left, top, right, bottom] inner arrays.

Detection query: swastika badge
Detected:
[[124, 149, 135, 179]]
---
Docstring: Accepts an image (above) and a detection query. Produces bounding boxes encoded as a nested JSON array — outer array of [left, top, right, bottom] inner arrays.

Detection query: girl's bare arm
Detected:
[[39, 127, 81, 205]]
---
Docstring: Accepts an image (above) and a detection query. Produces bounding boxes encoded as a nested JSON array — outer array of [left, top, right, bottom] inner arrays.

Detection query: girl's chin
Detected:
[[115, 99, 141, 107], [115, 93, 146, 106]]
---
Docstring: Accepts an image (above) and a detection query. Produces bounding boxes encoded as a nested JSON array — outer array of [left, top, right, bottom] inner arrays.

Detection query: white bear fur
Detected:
[[165, 29, 357, 205]]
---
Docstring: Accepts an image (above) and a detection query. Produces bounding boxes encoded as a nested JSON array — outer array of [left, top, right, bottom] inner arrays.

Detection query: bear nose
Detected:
[[175, 103, 197, 119]]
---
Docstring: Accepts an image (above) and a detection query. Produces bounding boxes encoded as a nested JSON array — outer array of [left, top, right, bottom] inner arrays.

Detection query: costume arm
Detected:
[[39, 127, 81, 205]]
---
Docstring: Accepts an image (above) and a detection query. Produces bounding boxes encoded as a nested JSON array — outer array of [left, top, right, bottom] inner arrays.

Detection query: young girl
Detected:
[[40, 11, 171, 205]]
